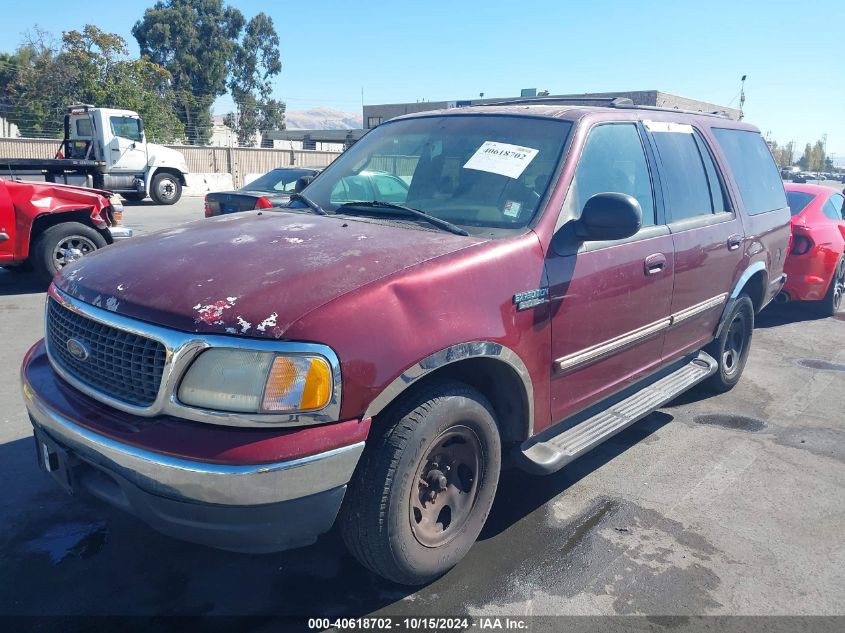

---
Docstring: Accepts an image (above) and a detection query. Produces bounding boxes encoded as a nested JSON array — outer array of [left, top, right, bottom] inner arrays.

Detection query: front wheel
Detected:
[[340, 380, 501, 585], [150, 172, 182, 205], [701, 294, 754, 393], [31, 222, 107, 282]]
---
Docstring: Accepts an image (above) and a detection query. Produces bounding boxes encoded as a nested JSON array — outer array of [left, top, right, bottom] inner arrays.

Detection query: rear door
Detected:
[[822, 193, 845, 242], [0, 181, 15, 262], [644, 121, 743, 360], [546, 121, 675, 424]]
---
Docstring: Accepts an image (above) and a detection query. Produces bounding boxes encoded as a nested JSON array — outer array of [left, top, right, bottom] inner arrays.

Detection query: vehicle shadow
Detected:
[[0, 412, 675, 620], [0, 270, 48, 296], [480, 410, 674, 541], [756, 302, 827, 329]]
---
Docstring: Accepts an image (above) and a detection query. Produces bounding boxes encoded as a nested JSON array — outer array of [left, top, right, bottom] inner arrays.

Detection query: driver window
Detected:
[[563, 123, 656, 227]]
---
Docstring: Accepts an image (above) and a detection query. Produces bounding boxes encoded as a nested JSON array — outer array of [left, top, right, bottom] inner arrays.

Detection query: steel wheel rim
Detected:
[[409, 425, 484, 548], [54, 236, 97, 268], [722, 314, 747, 376], [158, 178, 177, 200], [833, 261, 845, 312]]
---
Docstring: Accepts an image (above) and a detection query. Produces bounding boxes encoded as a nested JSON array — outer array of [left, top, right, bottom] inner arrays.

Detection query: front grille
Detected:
[[47, 298, 166, 407]]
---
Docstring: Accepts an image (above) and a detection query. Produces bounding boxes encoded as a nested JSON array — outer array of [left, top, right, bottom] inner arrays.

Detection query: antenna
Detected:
[[739, 75, 747, 120]]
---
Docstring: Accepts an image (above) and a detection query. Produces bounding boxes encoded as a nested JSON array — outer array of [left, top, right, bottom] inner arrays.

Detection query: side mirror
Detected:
[[576, 192, 642, 242], [137, 118, 145, 135], [294, 175, 315, 193]]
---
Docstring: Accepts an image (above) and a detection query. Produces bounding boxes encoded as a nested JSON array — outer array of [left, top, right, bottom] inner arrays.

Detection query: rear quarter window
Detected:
[[711, 128, 786, 215]]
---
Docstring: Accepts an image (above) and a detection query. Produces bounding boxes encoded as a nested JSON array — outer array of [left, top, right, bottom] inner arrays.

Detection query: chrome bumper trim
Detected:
[[23, 374, 364, 506], [108, 226, 134, 240]]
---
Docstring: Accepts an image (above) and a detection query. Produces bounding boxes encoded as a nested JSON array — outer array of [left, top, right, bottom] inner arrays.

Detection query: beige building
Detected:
[[363, 90, 740, 129]]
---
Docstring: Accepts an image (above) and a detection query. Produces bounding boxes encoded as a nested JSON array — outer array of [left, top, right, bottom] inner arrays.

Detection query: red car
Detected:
[[780, 183, 845, 314], [1, 179, 132, 281]]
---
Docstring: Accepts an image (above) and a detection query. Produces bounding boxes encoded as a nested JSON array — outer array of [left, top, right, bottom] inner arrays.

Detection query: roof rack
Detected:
[[480, 96, 635, 108], [477, 97, 732, 119]]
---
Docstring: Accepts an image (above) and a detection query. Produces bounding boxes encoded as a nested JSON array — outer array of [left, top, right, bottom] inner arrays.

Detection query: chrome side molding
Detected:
[[554, 293, 728, 374]]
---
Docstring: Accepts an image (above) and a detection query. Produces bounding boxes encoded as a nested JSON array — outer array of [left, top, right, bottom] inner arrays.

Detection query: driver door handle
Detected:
[[644, 253, 667, 276], [727, 234, 743, 251]]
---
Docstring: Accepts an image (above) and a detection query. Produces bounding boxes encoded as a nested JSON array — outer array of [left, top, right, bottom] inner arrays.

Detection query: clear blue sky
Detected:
[[1, 0, 843, 157]]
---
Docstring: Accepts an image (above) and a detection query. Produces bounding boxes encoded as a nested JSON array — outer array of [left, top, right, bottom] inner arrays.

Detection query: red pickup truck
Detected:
[[1, 179, 131, 281], [20, 100, 789, 585]]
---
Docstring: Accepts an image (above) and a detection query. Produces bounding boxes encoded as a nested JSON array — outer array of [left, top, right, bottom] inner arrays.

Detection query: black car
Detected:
[[204, 167, 322, 217]]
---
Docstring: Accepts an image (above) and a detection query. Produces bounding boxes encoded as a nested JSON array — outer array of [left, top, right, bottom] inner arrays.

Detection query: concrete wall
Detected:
[[0, 138, 341, 191]]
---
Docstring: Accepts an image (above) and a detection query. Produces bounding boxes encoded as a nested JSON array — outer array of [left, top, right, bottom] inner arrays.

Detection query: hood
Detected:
[[147, 143, 189, 173], [56, 212, 485, 338]]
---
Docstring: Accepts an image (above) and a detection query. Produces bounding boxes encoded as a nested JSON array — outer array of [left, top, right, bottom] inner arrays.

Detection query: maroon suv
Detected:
[[20, 101, 789, 585]]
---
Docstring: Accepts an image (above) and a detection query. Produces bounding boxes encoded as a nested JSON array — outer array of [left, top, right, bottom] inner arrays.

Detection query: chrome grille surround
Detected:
[[44, 285, 342, 428], [47, 298, 166, 406]]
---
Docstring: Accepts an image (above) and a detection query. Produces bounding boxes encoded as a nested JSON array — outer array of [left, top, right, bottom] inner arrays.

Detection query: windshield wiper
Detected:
[[288, 192, 327, 215], [337, 201, 469, 236]]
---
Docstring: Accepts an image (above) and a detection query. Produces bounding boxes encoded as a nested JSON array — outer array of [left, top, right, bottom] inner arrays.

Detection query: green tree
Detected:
[[226, 13, 285, 146], [0, 26, 184, 142], [132, 0, 246, 144]]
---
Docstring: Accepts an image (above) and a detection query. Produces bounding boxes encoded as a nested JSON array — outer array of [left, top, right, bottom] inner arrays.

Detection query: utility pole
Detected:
[[739, 75, 747, 120]]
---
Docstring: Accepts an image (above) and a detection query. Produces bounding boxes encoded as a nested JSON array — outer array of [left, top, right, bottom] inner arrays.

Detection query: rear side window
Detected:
[[786, 191, 816, 216], [823, 194, 844, 221], [648, 124, 719, 221], [712, 128, 787, 215]]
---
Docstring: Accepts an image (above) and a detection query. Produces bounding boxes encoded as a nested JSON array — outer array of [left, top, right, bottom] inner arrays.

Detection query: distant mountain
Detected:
[[285, 107, 363, 130]]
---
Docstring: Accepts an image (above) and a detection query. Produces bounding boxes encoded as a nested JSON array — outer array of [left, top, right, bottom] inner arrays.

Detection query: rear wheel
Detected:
[[701, 294, 754, 393], [31, 222, 107, 282], [340, 380, 501, 585], [150, 172, 182, 205], [817, 257, 845, 317], [121, 192, 146, 203]]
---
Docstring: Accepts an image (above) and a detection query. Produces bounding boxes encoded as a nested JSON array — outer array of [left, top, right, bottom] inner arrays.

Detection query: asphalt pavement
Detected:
[[0, 197, 843, 623]]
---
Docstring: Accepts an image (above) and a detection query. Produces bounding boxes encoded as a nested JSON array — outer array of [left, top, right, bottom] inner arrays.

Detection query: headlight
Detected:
[[178, 349, 333, 413]]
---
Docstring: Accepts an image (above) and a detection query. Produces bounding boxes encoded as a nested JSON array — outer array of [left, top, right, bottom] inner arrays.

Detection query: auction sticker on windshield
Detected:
[[463, 141, 539, 179]]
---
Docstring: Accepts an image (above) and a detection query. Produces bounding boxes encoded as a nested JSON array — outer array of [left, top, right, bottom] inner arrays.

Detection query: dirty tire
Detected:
[[340, 380, 501, 585], [150, 172, 182, 205], [121, 192, 146, 203], [701, 294, 754, 393], [817, 256, 844, 317], [32, 222, 107, 283]]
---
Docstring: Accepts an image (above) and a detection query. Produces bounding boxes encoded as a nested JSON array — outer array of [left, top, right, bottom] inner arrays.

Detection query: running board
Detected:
[[517, 351, 718, 475]]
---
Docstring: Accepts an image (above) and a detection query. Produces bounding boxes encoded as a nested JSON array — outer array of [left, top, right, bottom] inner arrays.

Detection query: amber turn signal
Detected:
[[262, 356, 332, 412]]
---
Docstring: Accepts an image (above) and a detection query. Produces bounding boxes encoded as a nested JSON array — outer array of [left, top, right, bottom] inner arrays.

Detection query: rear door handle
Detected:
[[644, 253, 667, 276], [727, 234, 742, 251]]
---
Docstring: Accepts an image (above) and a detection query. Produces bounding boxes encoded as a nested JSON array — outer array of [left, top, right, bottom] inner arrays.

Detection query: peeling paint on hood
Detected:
[[55, 212, 486, 337]]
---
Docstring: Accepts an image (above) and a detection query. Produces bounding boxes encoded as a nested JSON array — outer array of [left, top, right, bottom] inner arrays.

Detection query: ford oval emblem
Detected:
[[66, 338, 90, 361]]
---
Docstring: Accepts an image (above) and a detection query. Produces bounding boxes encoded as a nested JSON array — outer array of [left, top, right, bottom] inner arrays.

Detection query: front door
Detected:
[[106, 115, 147, 173], [643, 122, 745, 360], [546, 122, 675, 425]]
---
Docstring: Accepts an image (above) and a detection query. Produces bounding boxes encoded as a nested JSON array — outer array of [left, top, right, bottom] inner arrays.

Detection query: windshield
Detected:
[[245, 169, 316, 193], [301, 115, 572, 232], [786, 190, 816, 216]]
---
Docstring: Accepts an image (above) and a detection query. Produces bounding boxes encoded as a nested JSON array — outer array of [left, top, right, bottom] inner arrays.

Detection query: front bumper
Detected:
[[108, 226, 133, 241], [21, 341, 366, 552]]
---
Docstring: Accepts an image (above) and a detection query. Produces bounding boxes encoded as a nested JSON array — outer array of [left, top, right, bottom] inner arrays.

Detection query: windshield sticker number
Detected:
[[463, 141, 539, 179], [503, 200, 522, 218]]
